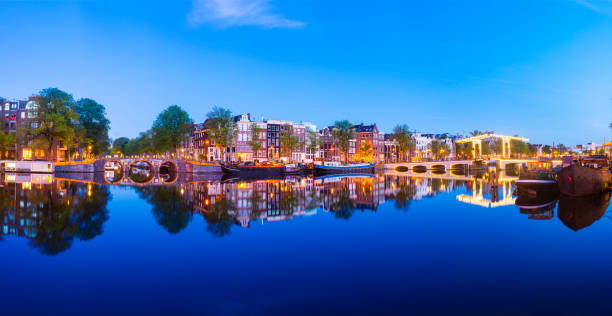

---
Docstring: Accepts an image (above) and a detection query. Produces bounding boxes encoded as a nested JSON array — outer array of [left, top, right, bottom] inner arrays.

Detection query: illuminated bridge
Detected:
[[55, 158, 222, 186], [385, 158, 537, 173]]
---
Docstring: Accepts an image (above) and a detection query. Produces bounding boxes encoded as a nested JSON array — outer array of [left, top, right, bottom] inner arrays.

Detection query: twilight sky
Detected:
[[0, 0, 611, 145]]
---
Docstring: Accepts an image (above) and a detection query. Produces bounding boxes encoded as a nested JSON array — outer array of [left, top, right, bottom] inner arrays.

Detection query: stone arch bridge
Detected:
[[55, 158, 222, 186]]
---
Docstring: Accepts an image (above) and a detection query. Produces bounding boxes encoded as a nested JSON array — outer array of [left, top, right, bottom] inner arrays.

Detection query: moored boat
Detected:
[[283, 163, 310, 175], [556, 156, 611, 197], [221, 163, 285, 177], [515, 159, 558, 196], [313, 162, 376, 175]]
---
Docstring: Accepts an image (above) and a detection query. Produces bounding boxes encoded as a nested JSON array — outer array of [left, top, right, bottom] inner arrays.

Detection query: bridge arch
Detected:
[[394, 165, 409, 172], [128, 160, 155, 184], [450, 163, 468, 170], [104, 159, 124, 184], [158, 160, 179, 184], [412, 165, 427, 173]]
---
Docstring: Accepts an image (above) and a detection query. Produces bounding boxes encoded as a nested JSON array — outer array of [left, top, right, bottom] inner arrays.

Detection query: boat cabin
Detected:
[[580, 155, 609, 169], [527, 159, 553, 171]]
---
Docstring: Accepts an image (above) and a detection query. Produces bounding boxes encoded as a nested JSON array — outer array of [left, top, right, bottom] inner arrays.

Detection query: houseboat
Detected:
[[313, 162, 376, 175], [515, 159, 558, 196], [556, 156, 611, 197], [221, 162, 285, 177], [0, 161, 54, 173]]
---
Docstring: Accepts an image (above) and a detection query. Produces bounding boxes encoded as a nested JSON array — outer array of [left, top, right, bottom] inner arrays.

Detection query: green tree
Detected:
[[306, 128, 321, 162], [332, 120, 354, 164], [429, 140, 442, 158], [206, 106, 237, 162], [481, 141, 491, 156], [511, 140, 528, 158], [247, 124, 264, 160], [112, 137, 130, 155], [490, 139, 502, 155], [470, 130, 483, 137], [75, 98, 111, 156], [28, 88, 79, 161], [0, 131, 16, 159], [124, 131, 154, 156], [279, 125, 299, 161], [151, 105, 193, 154], [393, 124, 413, 162]]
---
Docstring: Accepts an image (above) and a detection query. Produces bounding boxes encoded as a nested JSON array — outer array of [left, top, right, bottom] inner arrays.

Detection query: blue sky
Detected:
[[0, 0, 611, 145]]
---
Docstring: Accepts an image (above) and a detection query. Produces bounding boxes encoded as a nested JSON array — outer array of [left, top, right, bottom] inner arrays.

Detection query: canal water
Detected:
[[1, 173, 612, 315]]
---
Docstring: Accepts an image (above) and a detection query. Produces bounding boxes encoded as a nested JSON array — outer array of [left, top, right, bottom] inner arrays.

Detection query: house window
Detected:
[[22, 149, 32, 160]]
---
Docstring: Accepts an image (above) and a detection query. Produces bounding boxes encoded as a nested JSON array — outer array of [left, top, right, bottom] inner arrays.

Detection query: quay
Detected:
[[6, 157, 552, 175]]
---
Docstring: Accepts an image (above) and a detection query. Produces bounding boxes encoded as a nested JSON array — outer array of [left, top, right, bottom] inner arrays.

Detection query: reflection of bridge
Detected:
[[385, 169, 519, 182], [456, 179, 516, 208], [56, 172, 223, 187]]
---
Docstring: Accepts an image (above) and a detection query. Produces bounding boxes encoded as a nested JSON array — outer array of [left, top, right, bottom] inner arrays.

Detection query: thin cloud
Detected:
[[188, 0, 304, 29], [571, 0, 612, 14]]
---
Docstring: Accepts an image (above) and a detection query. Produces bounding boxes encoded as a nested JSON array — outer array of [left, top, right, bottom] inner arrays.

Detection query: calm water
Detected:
[[1, 172, 612, 316]]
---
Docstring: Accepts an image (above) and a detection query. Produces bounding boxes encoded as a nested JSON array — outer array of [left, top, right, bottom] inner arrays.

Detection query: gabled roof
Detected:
[[353, 123, 377, 133]]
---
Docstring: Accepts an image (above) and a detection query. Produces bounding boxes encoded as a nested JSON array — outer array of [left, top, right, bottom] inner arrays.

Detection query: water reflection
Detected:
[[128, 161, 154, 184], [0, 180, 110, 255], [136, 186, 193, 234], [3, 171, 612, 253], [557, 194, 610, 231]]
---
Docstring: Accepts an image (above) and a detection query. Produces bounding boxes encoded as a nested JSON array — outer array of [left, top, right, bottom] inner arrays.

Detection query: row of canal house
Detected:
[[185, 113, 459, 163]]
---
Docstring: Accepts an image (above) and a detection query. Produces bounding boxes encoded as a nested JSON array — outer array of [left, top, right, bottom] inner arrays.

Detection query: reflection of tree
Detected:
[[24, 182, 111, 255], [136, 186, 193, 234], [204, 196, 238, 238], [305, 189, 320, 211], [278, 184, 299, 216], [249, 191, 265, 221], [395, 180, 416, 211], [71, 184, 111, 241], [329, 183, 355, 220]]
